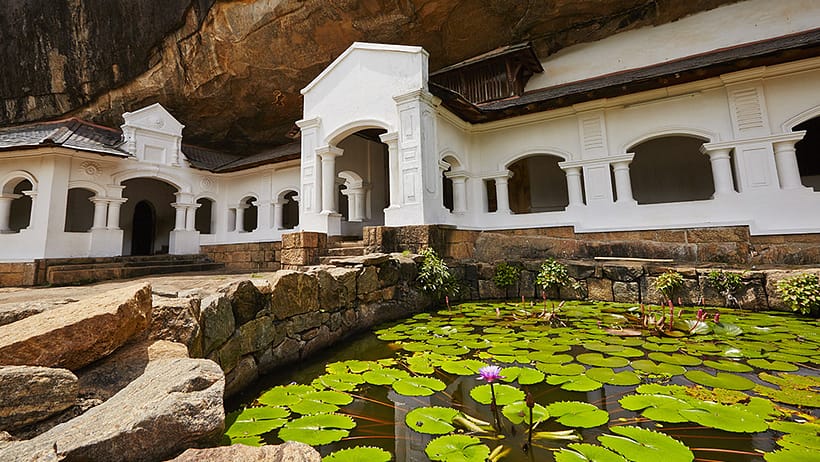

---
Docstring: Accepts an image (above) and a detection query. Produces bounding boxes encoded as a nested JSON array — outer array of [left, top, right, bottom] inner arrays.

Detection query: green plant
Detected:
[[492, 263, 520, 291], [535, 259, 570, 295], [417, 247, 460, 302], [776, 273, 820, 316], [705, 270, 744, 307], [654, 271, 684, 302]]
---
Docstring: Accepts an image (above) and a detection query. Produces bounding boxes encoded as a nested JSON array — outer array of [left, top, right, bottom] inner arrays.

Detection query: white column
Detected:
[[701, 147, 736, 197], [493, 172, 512, 214], [185, 204, 199, 231], [172, 203, 186, 231], [773, 139, 805, 190], [318, 146, 343, 214], [0, 195, 18, 232], [563, 166, 584, 207], [106, 199, 126, 229], [448, 174, 468, 213], [273, 201, 284, 230], [379, 132, 400, 209], [90, 198, 108, 230], [235, 204, 247, 232], [611, 159, 635, 204]]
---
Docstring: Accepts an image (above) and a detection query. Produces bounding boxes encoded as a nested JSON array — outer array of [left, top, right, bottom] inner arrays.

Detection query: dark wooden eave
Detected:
[[432, 28, 820, 124]]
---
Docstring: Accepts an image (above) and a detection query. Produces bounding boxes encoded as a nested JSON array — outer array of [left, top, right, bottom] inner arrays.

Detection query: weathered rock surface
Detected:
[[0, 357, 225, 462], [77, 339, 189, 401], [269, 270, 318, 320], [0, 366, 78, 431], [149, 296, 203, 357], [0, 284, 152, 370], [2, 0, 734, 153], [168, 441, 320, 462]]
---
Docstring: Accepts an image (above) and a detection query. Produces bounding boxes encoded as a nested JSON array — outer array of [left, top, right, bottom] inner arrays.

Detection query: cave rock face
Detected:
[[2, 0, 735, 153]]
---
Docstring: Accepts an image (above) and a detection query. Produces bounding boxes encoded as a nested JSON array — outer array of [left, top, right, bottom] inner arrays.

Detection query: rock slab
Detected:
[[168, 441, 320, 462], [0, 357, 225, 462], [0, 284, 152, 370], [0, 366, 78, 431]]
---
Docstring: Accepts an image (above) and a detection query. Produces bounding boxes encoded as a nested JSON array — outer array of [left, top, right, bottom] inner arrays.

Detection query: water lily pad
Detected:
[[546, 374, 603, 392], [470, 383, 525, 405], [619, 394, 691, 423], [555, 443, 627, 462], [440, 359, 486, 376], [536, 363, 586, 376], [755, 384, 820, 407], [647, 352, 702, 366], [684, 370, 755, 390], [599, 426, 694, 462], [225, 406, 290, 438], [502, 400, 549, 426], [777, 431, 820, 450], [629, 360, 685, 376], [425, 434, 490, 462], [528, 351, 574, 364], [764, 448, 820, 462], [641, 342, 681, 352], [322, 446, 392, 462], [679, 401, 767, 433], [257, 384, 315, 407], [405, 406, 460, 434], [577, 353, 630, 368], [702, 359, 753, 372], [767, 352, 811, 363], [747, 359, 800, 372], [312, 372, 365, 392], [547, 401, 609, 428], [289, 390, 353, 415], [278, 413, 356, 446], [585, 368, 641, 386], [392, 376, 446, 396], [769, 420, 820, 434], [327, 360, 376, 374], [362, 367, 411, 385], [500, 366, 545, 385]]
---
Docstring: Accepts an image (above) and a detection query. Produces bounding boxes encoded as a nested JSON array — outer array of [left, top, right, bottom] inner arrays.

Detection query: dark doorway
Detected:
[[131, 200, 155, 255]]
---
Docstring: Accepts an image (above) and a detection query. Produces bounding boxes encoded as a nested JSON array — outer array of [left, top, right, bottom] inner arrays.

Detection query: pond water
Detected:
[[226, 301, 820, 462]]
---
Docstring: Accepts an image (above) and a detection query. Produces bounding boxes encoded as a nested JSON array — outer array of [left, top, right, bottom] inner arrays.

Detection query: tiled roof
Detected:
[[180, 145, 241, 171], [213, 141, 301, 172], [0, 118, 129, 157]]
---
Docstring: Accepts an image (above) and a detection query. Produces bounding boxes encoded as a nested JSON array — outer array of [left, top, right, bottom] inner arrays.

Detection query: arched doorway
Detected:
[[195, 198, 215, 234], [131, 201, 155, 255], [629, 136, 714, 204], [8, 179, 33, 232], [332, 128, 389, 236], [64, 188, 95, 232], [795, 116, 820, 191], [507, 155, 569, 213], [121, 178, 177, 255]]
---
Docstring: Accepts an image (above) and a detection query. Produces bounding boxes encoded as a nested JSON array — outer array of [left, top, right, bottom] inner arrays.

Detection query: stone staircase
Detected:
[[35, 254, 224, 286], [319, 237, 365, 264]]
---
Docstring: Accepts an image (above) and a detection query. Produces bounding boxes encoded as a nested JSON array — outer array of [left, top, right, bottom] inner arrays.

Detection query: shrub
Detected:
[[493, 263, 521, 290], [654, 270, 684, 302], [705, 270, 744, 295], [536, 259, 571, 294], [776, 273, 820, 317], [417, 247, 460, 302]]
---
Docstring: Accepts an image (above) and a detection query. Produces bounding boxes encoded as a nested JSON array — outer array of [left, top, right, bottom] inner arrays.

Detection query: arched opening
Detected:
[[195, 198, 214, 234], [795, 116, 820, 191], [442, 166, 454, 212], [507, 155, 568, 213], [8, 179, 33, 232], [64, 188, 95, 232], [240, 196, 258, 232], [281, 191, 299, 229], [332, 128, 389, 236], [131, 201, 156, 256], [121, 178, 177, 255], [629, 136, 714, 204]]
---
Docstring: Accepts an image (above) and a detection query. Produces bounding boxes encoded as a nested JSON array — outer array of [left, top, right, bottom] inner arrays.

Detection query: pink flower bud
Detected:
[[713, 312, 720, 323]]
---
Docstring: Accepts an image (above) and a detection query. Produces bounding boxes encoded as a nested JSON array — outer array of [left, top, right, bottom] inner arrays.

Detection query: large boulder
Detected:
[[167, 441, 320, 462], [268, 271, 318, 320], [0, 357, 225, 462], [0, 284, 152, 370], [0, 366, 78, 431]]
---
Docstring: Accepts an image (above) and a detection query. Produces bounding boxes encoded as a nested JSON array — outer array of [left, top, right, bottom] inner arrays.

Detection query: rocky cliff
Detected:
[[2, 0, 736, 153]]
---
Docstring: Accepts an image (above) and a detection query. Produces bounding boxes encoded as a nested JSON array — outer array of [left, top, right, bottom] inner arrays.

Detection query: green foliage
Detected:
[[417, 247, 460, 302], [536, 258, 572, 294], [493, 262, 521, 289], [776, 273, 820, 316], [323, 446, 392, 462], [425, 434, 490, 462], [654, 270, 684, 301], [706, 270, 744, 295]]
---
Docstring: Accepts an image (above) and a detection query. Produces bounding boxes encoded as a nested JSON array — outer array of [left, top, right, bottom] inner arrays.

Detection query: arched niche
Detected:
[[628, 135, 714, 204]]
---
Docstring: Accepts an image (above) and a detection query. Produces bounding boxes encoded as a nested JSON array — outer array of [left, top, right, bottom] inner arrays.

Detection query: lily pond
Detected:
[[225, 301, 820, 462]]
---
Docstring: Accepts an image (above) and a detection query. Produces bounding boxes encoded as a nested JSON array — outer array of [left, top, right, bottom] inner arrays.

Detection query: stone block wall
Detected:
[[280, 231, 327, 268], [147, 253, 427, 397], [0, 262, 35, 287], [200, 242, 281, 272]]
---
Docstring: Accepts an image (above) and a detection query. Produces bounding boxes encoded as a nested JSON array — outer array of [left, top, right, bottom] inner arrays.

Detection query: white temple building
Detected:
[[1, 0, 819, 265]]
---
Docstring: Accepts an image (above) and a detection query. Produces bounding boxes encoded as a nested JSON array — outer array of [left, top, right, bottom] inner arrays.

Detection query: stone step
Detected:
[[43, 256, 223, 286], [325, 246, 365, 257]]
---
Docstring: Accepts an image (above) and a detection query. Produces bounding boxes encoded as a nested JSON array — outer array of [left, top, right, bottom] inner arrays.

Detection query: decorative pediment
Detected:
[[121, 103, 184, 137], [120, 103, 185, 166]]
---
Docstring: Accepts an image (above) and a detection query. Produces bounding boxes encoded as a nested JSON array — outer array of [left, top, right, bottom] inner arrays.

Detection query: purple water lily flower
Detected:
[[478, 365, 504, 383]]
